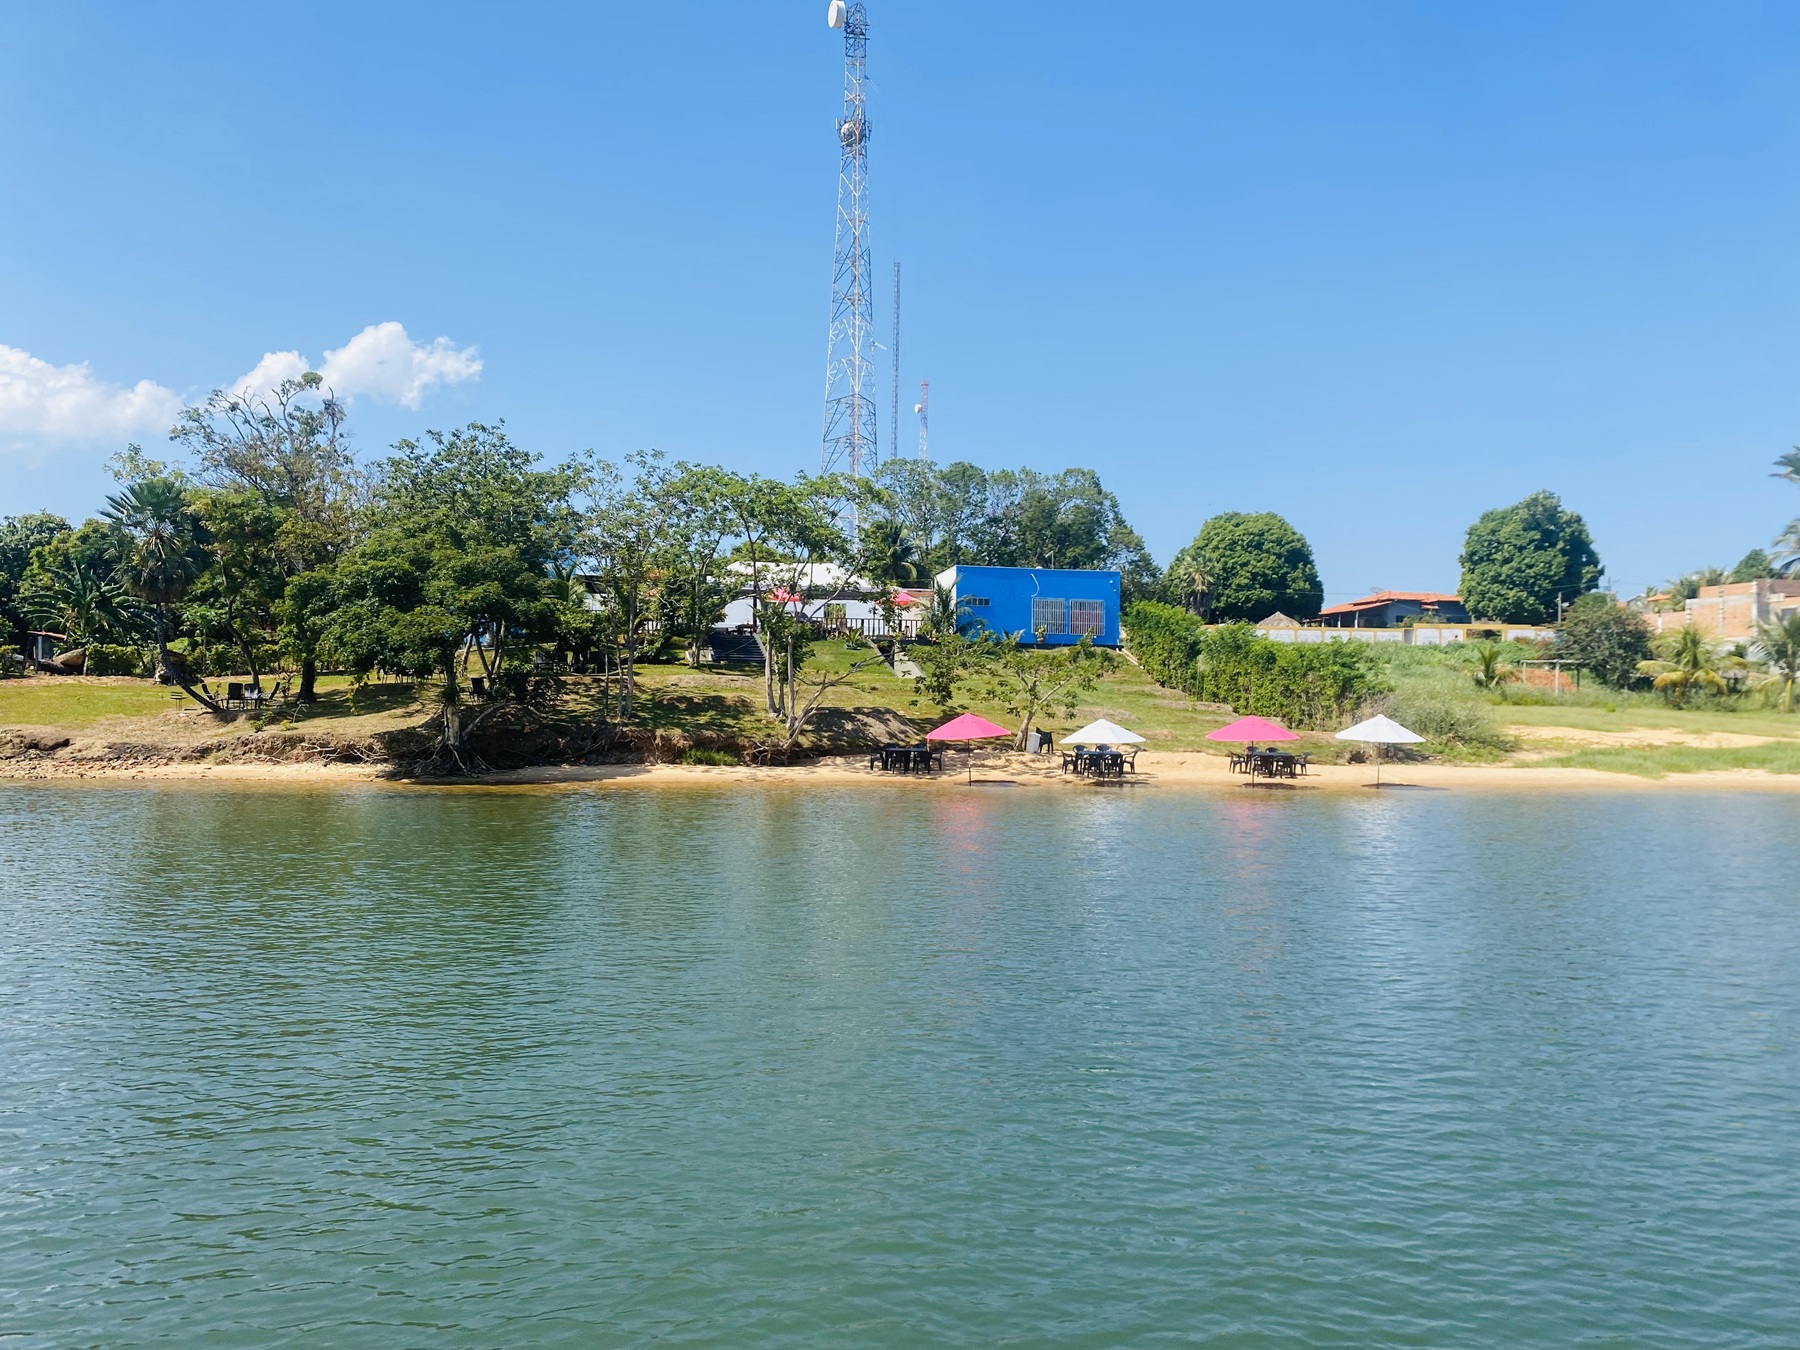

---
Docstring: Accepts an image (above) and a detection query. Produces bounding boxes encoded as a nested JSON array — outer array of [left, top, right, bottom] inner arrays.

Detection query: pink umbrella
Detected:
[[1207, 714, 1300, 785], [1205, 714, 1298, 743], [927, 713, 1013, 783], [889, 590, 919, 607]]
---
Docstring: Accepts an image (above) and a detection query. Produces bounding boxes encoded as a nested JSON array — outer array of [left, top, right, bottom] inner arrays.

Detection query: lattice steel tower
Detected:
[[820, 1, 878, 479]]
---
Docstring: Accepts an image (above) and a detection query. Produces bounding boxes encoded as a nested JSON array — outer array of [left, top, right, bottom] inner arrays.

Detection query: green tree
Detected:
[[1170, 512, 1323, 623], [0, 512, 73, 660], [1729, 549, 1775, 583], [313, 424, 575, 768], [102, 477, 223, 711], [1555, 593, 1654, 689], [21, 547, 141, 653], [578, 451, 670, 721], [1636, 626, 1726, 708], [1665, 567, 1725, 604], [173, 374, 359, 700], [1751, 611, 1800, 712], [932, 633, 1117, 748], [1772, 449, 1800, 574], [190, 489, 287, 692], [862, 517, 926, 587], [1458, 490, 1601, 623], [650, 462, 740, 669]]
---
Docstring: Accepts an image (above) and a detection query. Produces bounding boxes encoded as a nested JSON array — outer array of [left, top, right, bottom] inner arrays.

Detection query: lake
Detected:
[[2, 782, 1797, 1347]]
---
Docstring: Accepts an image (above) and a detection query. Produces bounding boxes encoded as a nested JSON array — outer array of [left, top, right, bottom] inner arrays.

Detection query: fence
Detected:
[[819, 616, 925, 639], [1255, 623, 1553, 646]]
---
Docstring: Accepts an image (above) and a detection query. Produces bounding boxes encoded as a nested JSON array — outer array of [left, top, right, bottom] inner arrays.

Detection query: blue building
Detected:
[[936, 565, 1121, 648]]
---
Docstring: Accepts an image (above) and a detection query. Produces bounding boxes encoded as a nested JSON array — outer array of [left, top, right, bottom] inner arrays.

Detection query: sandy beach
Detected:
[[5, 748, 1798, 793]]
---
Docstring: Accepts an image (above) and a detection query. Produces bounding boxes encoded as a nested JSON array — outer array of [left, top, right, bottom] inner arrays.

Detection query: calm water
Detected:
[[1, 783, 1797, 1347]]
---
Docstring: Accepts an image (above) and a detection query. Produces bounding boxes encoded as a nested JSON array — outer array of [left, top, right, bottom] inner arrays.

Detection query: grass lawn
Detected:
[[0, 678, 183, 728], [1531, 742, 1800, 777], [1495, 701, 1800, 740]]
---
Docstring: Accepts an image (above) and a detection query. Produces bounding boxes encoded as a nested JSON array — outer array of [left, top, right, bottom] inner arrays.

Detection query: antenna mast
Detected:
[[915, 379, 929, 460], [889, 261, 901, 466], [820, 1, 878, 481]]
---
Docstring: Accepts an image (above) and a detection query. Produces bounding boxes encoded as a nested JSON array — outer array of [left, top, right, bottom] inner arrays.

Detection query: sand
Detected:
[[4, 749, 1797, 794]]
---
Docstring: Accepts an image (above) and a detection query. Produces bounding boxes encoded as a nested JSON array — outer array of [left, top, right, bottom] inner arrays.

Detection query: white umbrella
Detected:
[[1335, 714, 1424, 787], [1061, 718, 1147, 746]]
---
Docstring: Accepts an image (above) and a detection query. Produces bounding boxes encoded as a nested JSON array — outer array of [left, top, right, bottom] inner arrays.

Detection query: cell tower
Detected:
[[820, 0, 878, 480], [914, 379, 929, 460]]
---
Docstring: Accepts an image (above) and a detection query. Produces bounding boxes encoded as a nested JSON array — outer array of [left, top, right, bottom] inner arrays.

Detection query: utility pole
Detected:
[[914, 379, 929, 460]]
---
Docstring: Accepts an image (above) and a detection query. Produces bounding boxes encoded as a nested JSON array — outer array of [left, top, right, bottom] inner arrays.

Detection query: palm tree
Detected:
[[1636, 625, 1727, 708], [102, 478, 223, 711], [1176, 560, 1215, 621], [1772, 448, 1800, 486], [1470, 642, 1520, 691], [1751, 611, 1800, 712], [920, 582, 967, 640], [863, 517, 925, 588], [24, 554, 142, 651]]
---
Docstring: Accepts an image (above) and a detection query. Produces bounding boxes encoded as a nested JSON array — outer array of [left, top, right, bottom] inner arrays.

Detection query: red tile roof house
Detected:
[[1320, 591, 1472, 628]]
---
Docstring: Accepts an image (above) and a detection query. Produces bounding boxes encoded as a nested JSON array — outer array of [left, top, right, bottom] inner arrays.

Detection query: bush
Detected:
[[83, 644, 151, 677], [1124, 602, 1385, 728], [1555, 594, 1653, 689], [1372, 686, 1515, 755], [679, 747, 739, 767]]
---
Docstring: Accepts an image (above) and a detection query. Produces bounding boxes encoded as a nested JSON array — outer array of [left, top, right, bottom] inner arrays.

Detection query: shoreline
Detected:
[[3, 749, 1798, 794]]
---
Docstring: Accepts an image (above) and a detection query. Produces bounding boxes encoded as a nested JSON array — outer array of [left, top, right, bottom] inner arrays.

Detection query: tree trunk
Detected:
[[762, 625, 779, 716], [298, 657, 318, 702], [154, 607, 227, 715]]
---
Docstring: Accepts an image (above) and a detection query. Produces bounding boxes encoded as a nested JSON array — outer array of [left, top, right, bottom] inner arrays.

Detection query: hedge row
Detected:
[[1122, 601, 1386, 729]]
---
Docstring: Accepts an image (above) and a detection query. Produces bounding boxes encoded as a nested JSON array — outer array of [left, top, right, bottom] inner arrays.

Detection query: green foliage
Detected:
[[83, 644, 152, 677], [1555, 593, 1653, 689], [862, 517, 926, 586], [0, 512, 74, 646], [679, 747, 739, 766], [870, 460, 1156, 592], [1459, 490, 1601, 623], [915, 632, 1117, 745], [1372, 685, 1514, 756], [1534, 741, 1800, 778], [1469, 642, 1520, 691], [1169, 512, 1323, 622], [1123, 601, 1383, 728], [1751, 611, 1800, 712], [1636, 626, 1727, 707], [1730, 549, 1776, 583], [19, 527, 144, 647], [311, 424, 575, 756]]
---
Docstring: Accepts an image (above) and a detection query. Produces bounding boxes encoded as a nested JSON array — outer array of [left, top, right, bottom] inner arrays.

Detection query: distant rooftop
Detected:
[[1319, 590, 1462, 617]]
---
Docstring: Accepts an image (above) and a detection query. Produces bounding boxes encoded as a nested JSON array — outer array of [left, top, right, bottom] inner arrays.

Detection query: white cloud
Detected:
[[230, 322, 482, 409], [0, 345, 181, 456], [1, 321, 482, 461]]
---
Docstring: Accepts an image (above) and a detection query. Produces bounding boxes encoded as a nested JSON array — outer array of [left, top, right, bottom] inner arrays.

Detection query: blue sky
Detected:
[[3, 1, 1798, 601]]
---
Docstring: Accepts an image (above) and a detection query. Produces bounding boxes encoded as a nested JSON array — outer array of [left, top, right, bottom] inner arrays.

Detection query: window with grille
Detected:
[[1069, 599, 1105, 636], [964, 596, 989, 607], [1031, 597, 1067, 635]]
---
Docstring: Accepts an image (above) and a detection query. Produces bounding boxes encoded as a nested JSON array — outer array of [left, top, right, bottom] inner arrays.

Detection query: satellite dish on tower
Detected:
[[827, 1, 846, 27]]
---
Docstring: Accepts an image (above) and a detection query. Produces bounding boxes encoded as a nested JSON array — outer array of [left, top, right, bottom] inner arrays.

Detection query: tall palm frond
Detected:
[[1751, 611, 1800, 712]]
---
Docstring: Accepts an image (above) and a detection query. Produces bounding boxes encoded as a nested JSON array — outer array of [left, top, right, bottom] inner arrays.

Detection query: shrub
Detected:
[[1124, 602, 1385, 729], [1372, 686, 1515, 755], [679, 747, 739, 767], [83, 644, 151, 677]]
